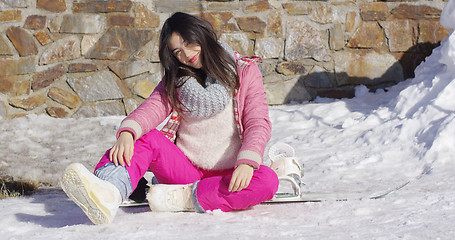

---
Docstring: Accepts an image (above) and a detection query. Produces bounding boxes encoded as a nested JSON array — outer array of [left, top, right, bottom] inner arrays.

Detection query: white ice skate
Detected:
[[268, 142, 304, 201], [61, 163, 122, 224]]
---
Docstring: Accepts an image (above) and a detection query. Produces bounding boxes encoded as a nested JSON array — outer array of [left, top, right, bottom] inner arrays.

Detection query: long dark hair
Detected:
[[159, 12, 239, 113]]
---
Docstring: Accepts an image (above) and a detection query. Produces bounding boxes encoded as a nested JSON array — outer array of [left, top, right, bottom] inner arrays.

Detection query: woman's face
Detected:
[[168, 32, 202, 69]]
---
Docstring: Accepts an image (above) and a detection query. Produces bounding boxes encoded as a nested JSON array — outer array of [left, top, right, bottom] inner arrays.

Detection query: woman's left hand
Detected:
[[229, 164, 254, 192]]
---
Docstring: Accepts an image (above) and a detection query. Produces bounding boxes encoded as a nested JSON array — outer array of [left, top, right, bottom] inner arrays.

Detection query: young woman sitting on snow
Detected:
[[61, 12, 279, 224]]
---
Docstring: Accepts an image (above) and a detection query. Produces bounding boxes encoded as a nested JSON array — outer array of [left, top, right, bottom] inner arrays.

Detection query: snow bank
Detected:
[[441, 0, 455, 29]]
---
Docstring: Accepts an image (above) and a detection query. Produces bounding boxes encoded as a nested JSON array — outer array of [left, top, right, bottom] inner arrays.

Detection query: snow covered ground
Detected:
[[1, 2, 455, 239]]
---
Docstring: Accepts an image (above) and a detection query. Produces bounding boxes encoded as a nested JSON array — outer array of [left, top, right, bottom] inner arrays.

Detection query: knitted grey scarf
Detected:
[[176, 41, 235, 118], [176, 75, 230, 118]]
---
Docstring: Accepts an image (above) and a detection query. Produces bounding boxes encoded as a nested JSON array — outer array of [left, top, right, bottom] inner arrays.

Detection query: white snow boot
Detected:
[[268, 143, 304, 200], [61, 163, 122, 224], [147, 184, 195, 212]]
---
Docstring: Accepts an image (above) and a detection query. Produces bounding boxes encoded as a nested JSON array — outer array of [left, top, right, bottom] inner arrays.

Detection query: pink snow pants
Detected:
[[95, 129, 279, 212]]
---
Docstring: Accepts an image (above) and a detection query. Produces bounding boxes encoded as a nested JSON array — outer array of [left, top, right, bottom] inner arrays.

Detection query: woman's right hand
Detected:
[[109, 131, 135, 167]]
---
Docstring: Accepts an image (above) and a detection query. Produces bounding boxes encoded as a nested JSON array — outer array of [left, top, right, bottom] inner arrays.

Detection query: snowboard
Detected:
[[120, 179, 410, 207], [264, 181, 410, 203]]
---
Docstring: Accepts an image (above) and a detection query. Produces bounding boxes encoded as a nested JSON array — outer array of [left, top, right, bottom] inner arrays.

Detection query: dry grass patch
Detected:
[[0, 176, 39, 199]]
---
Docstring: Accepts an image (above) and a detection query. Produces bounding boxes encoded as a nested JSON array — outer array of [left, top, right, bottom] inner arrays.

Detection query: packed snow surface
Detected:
[[1, 2, 455, 239]]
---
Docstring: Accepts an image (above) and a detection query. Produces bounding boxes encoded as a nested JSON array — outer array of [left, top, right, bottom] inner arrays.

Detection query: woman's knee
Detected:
[[256, 165, 279, 195]]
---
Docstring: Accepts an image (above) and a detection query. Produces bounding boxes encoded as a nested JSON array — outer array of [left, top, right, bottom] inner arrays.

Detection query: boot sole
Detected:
[[61, 164, 112, 225]]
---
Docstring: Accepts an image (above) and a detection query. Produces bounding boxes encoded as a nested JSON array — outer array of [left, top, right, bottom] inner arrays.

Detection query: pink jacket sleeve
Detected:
[[117, 80, 172, 140], [235, 62, 272, 169]]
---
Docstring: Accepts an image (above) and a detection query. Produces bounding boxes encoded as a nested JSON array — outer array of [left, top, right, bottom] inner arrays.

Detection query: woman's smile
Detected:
[[189, 53, 199, 63]]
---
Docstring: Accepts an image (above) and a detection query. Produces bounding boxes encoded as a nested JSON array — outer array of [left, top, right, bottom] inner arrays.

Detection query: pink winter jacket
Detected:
[[117, 56, 272, 169]]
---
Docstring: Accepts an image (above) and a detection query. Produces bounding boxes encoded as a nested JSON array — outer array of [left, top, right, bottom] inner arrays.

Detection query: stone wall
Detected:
[[0, 0, 450, 119]]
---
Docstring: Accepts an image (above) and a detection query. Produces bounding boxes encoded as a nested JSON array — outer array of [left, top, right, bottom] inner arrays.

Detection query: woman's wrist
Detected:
[[237, 163, 254, 169], [119, 131, 134, 140], [235, 159, 260, 170]]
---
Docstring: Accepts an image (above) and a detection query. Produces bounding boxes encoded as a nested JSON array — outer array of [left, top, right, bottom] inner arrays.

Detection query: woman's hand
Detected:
[[229, 164, 254, 192], [109, 131, 134, 167]]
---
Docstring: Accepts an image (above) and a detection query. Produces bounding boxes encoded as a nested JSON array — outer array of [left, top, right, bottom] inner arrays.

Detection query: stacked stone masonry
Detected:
[[0, 0, 450, 119]]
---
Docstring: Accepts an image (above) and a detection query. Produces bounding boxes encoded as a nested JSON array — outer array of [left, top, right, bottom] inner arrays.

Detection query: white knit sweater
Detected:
[[175, 100, 242, 170]]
